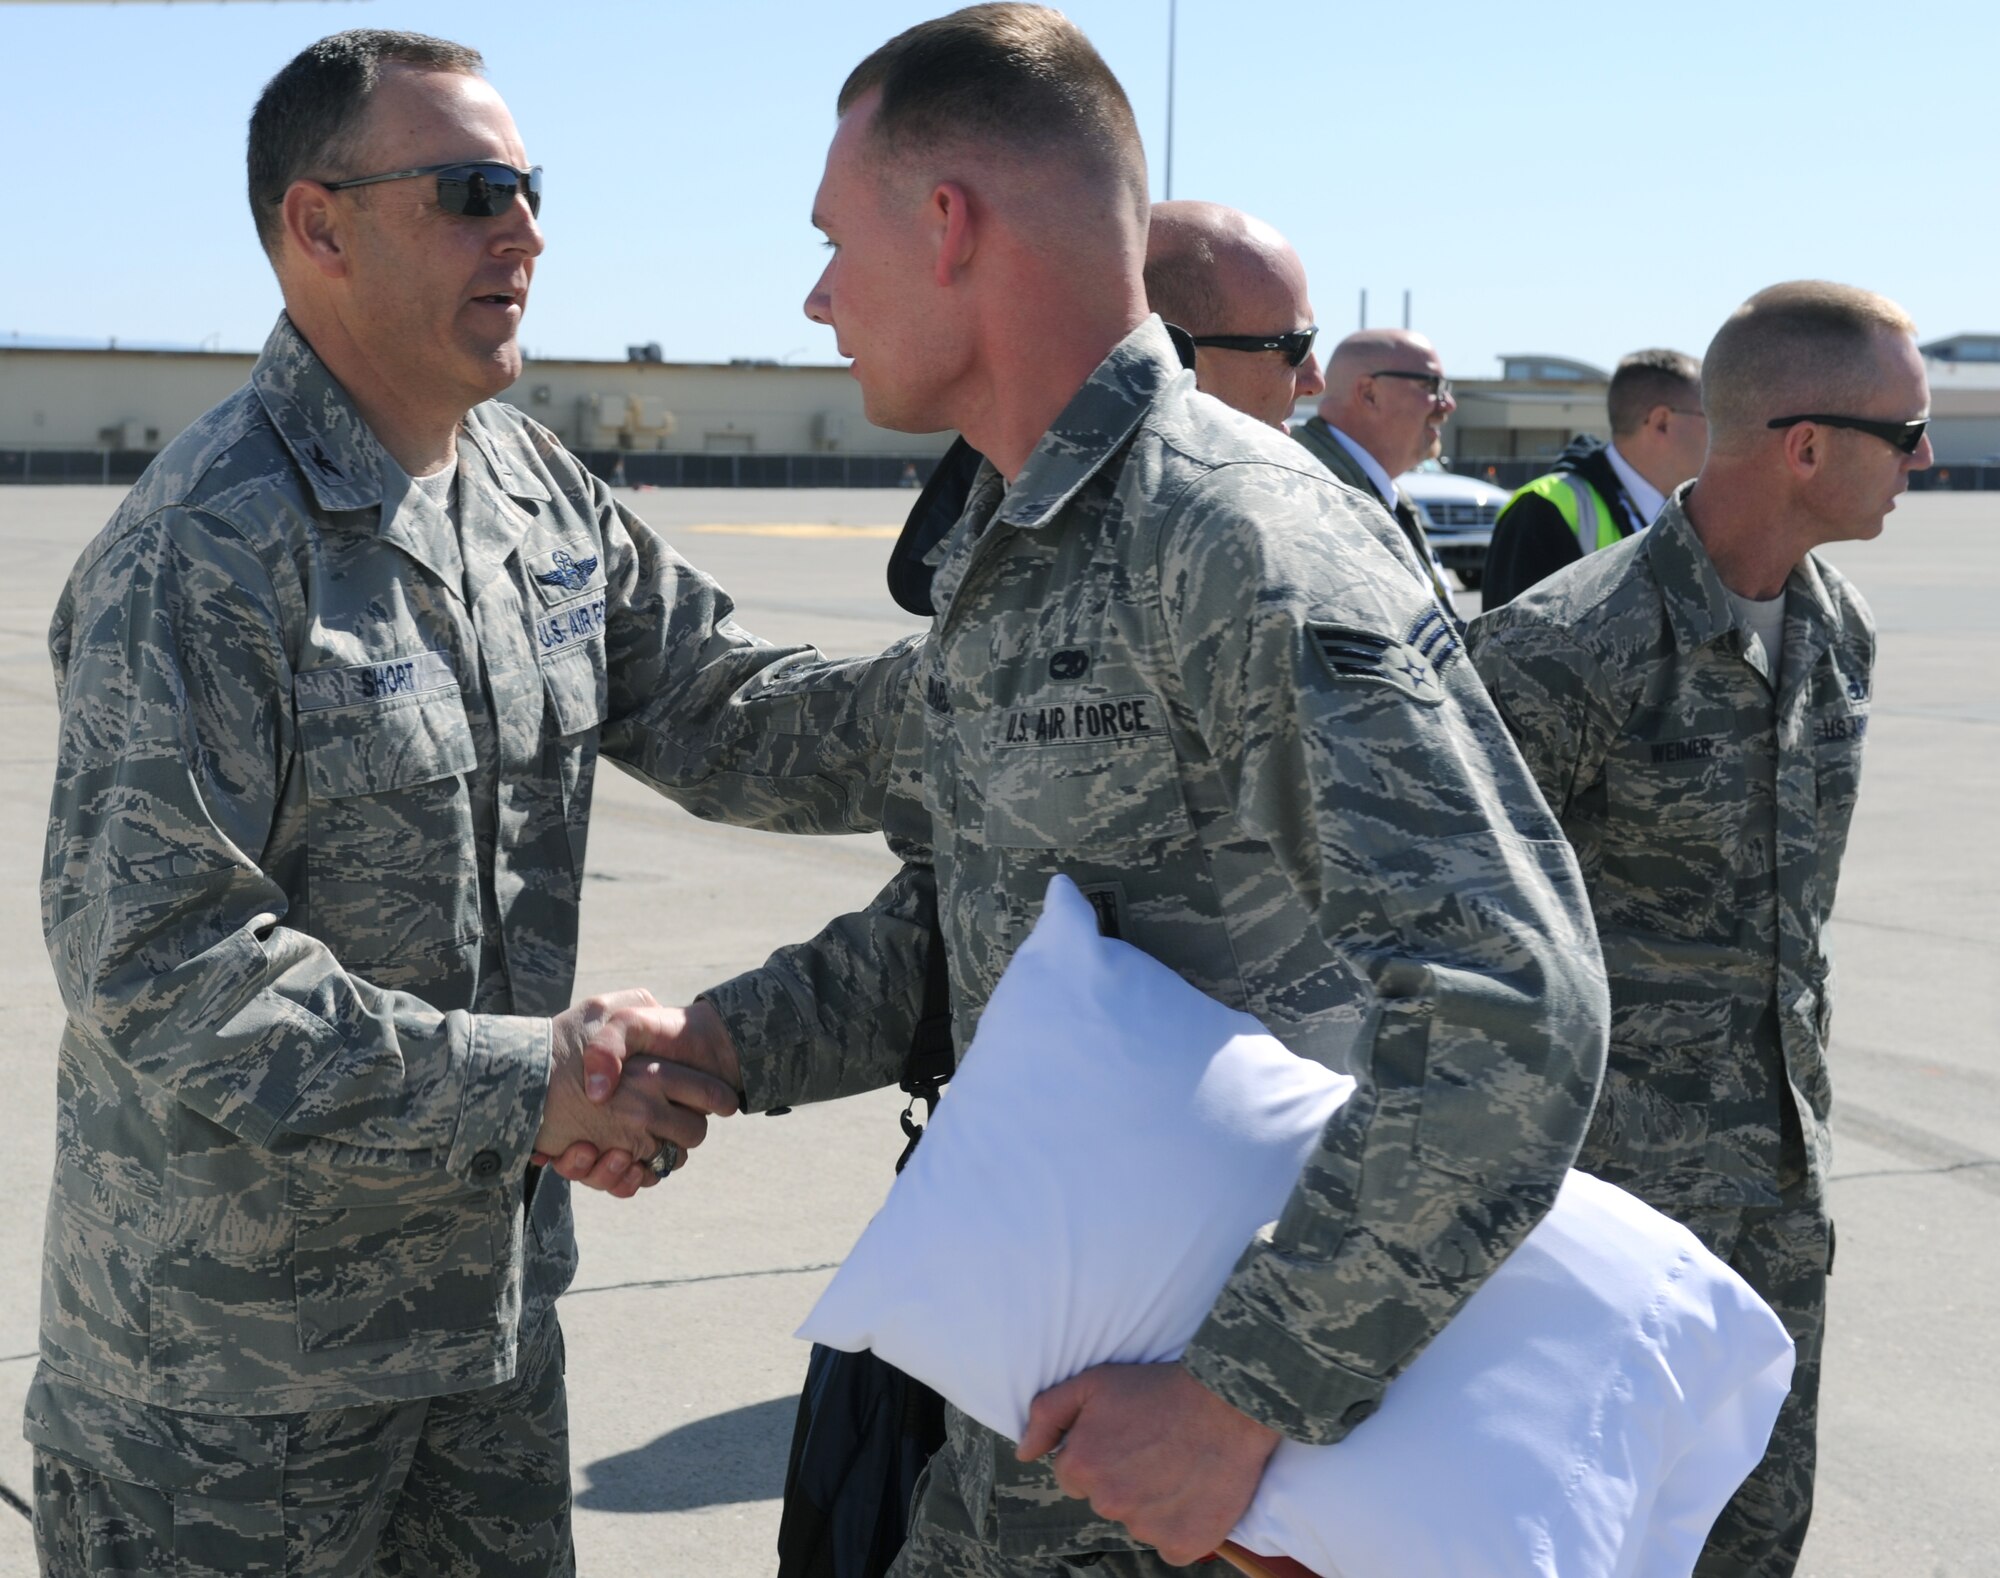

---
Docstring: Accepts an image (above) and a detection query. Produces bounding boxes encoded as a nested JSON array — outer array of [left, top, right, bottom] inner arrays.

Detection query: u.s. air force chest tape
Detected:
[[1307, 605, 1461, 705], [981, 682, 1190, 858], [995, 693, 1162, 749]]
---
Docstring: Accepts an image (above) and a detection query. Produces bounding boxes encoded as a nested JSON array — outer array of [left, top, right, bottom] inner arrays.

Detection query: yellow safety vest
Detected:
[[1504, 472, 1625, 554]]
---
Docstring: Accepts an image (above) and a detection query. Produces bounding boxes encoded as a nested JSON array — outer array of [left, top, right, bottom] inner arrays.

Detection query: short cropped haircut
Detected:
[[1143, 237, 1223, 337], [1703, 281, 1918, 442], [1607, 349, 1701, 436], [838, 4, 1147, 214], [248, 29, 485, 259]]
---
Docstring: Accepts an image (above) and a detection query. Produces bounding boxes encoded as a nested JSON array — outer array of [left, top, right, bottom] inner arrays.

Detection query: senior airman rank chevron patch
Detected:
[[1308, 622, 1444, 704], [1406, 605, 1463, 673]]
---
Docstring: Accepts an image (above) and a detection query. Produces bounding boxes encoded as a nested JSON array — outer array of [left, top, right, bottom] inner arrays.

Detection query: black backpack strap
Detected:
[[896, 913, 954, 1173], [886, 438, 984, 617]]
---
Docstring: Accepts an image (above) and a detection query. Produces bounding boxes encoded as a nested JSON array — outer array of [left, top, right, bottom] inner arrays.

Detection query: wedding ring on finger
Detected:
[[647, 1141, 681, 1179]]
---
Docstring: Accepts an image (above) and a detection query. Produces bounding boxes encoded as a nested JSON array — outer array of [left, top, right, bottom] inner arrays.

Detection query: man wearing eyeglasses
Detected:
[[26, 28, 913, 1575], [1465, 280, 1930, 1577], [1481, 349, 1709, 610], [1292, 330, 1460, 611]]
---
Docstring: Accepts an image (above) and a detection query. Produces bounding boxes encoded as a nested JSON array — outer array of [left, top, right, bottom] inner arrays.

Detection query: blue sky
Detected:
[[2, 0, 1988, 376]]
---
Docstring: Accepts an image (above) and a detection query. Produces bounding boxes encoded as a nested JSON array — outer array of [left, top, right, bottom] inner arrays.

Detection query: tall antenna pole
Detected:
[[1403, 289, 1411, 329], [1164, 0, 1178, 199], [1358, 288, 1367, 330]]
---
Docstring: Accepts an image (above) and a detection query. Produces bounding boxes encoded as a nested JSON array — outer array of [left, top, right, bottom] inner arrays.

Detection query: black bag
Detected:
[[775, 918, 954, 1578]]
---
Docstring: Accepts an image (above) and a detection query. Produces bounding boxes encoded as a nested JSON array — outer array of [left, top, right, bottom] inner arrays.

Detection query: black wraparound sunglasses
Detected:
[[323, 160, 543, 219], [1189, 326, 1318, 367], [1766, 413, 1928, 455]]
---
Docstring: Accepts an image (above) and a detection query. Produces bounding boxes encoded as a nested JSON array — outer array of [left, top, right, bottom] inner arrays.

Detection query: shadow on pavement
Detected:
[[576, 1394, 797, 1513]]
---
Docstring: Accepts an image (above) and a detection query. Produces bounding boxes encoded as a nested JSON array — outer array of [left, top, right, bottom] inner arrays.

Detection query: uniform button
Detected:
[[471, 1150, 503, 1180], [1341, 1398, 1379, 1429]]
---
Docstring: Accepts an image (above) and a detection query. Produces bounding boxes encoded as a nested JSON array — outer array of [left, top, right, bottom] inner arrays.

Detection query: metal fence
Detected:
[[0, 447, 942, 490], [572, 450, 939, 489], [12, 446, 1996, 494], [1905, 465, 2000, 491], [0, 449, 158, 485]]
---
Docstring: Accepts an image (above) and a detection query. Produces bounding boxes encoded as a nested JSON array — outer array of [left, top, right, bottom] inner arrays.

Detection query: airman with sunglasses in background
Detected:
[[1293, 329, 1462, 611], [1465, 280, 1931, 1577], [25, 28, 915, 1575], [1140, 200, 1326, 429], [1140, 202, 1440, 601]]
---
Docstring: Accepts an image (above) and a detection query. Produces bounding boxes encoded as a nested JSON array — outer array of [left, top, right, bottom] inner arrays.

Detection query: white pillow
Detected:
[[799, 875, 1794, 1578]]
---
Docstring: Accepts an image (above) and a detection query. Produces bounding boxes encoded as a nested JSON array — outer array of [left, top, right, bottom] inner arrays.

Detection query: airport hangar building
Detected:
[[4, 335, 1997, 489]]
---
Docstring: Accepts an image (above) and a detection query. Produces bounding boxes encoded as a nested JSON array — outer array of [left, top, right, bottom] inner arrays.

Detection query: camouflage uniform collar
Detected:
[[997, 316, 1184, 530], [1651, 483, 1842, 657], [1650, 486, 1752, 654], [253, 314, 392, 514], [252, 314, 552, 514]]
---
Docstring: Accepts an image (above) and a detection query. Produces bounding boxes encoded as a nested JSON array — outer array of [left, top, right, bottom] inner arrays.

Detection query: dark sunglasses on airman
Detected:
[[1765, 413, 1928, 455], [322, 160, 543, 219], [1189, 326, 1319, 368]]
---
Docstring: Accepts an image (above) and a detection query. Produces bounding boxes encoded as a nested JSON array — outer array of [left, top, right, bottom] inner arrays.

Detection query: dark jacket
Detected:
[[1482, 435, 1649, 610]]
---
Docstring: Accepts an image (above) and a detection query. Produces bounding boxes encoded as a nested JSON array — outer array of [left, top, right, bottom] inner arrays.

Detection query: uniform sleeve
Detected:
[[593, 481, 918, 833], [1158, 470, 1609, 1445], [700, 856, 936, 1113], [1480, 492, 1581, 610], [1462, 610, 1617, 819], [42, 510, 547, 1186], [695, 663, 939, 1112]]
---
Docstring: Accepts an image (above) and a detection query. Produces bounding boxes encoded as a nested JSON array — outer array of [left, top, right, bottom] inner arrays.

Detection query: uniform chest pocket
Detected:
[[541, 637, 609, 739], [294, 681, 480, 970], [982, 729, 1193, 855], [1600, 733, 1746, 939]]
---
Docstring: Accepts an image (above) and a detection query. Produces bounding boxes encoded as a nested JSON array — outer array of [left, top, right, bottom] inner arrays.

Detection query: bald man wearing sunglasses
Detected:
[[1465, 280, 1931, 1577], [1141, 202, 1441, 604], [26, 27, 913, 1575]]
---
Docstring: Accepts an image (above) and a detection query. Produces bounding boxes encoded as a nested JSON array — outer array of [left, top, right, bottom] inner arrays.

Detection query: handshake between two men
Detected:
[[533, 994, 741, 1196]]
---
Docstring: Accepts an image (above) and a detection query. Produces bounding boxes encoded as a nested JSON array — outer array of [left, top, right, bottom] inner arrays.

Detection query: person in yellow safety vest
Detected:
[[1481, 349, 1709, 609]]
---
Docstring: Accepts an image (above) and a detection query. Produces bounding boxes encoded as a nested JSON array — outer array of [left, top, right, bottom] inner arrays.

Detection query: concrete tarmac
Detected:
[[0, 484, 1989, 1575]]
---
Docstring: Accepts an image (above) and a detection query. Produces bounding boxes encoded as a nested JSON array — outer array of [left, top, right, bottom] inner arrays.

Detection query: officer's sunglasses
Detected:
[[1765, 413, 1928, 455], [1189, 326, 1319, 368], [1370, 369, 1453, 402], [322, 160, 543, 219]]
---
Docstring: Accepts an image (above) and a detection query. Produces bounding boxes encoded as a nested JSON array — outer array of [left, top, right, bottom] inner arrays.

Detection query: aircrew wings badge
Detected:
[[534, 549, 599, 593]]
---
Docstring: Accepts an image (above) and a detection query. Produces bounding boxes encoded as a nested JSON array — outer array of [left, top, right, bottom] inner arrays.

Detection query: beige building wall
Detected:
[[0, 349, 253, 452], [1446, 384, 1612, 463], [0, 346, 952, 459], [10, 345, 1996, 468]]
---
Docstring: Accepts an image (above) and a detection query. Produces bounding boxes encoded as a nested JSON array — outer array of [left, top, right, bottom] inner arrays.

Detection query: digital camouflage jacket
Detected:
[[33, 316, 913, 1435], [708, 318, 1608, 1559], [1465, 490, 1874, 1214]]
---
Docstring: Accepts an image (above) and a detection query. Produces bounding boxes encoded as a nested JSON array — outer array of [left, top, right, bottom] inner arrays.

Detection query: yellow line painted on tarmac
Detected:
[[682, 523, 900, 539]]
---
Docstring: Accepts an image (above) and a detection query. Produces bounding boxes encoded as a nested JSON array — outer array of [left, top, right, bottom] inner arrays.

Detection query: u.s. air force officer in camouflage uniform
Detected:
[[28, 30, 913, 1576], [566, 8, 1609, 1572], [1465, 281, 1930, 1577]]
